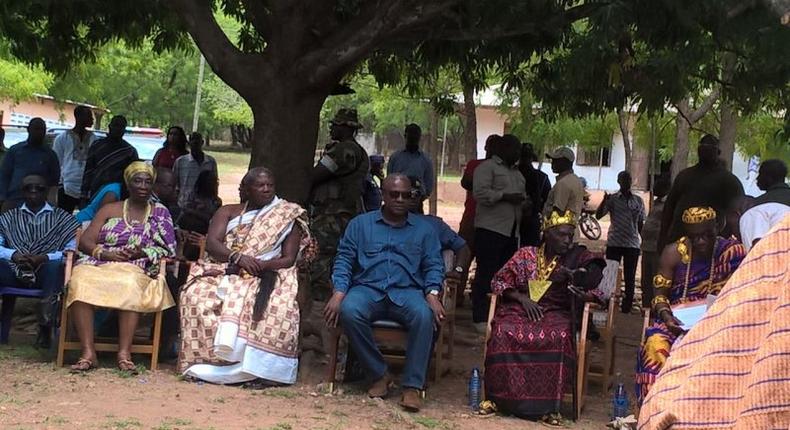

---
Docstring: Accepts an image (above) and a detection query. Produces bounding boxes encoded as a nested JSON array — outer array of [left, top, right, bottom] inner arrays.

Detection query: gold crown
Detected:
[[681, 206, 717, 224], [543, 209, 577, 229]]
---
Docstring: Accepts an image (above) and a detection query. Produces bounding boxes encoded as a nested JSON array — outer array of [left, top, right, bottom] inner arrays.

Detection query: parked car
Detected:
[[0, 124, 163, 161]]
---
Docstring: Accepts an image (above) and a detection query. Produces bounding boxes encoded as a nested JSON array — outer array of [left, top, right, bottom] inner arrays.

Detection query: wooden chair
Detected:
[[583, 260, 624, 396], [55, 252, 169, 371], [641, 307, 652, 343], [325, 250, 457, 392]]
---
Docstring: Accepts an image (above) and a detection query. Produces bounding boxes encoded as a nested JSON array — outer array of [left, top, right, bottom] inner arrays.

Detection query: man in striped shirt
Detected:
[[0, 175, 80, 348], [596, 170, 645, 313]]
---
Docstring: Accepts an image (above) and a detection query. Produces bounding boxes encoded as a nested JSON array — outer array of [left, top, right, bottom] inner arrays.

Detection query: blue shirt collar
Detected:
[[374, 209, 414, 226]]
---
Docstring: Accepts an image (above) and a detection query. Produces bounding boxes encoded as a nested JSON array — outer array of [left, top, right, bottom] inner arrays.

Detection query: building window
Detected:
[[576, 145, 611, 167]]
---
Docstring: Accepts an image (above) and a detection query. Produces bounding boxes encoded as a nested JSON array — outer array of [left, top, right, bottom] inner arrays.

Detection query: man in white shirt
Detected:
[[739, 159, 790, 251], [174, 132, 217, 208], [0, 175, 80, 348], [53, 106, 98, 213]]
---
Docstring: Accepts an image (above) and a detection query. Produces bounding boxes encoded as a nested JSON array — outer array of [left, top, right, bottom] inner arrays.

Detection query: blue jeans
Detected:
[[0, 259, 64, 325], [340, 286, 435, 389]]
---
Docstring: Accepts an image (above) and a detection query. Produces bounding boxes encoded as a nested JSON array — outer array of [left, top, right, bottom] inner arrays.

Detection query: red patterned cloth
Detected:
[[485, 245, 603, 417]]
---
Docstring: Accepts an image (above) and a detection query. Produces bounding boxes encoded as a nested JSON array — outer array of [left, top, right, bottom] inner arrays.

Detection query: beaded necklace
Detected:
[[122, 200, 152, 233]]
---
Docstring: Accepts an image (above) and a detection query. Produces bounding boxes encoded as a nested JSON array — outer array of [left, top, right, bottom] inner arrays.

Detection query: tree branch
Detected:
[[169, 0, 264, 98], [690, 87, 721, 122], [299, 0, 460, 87], [404, 2, 606, 42]]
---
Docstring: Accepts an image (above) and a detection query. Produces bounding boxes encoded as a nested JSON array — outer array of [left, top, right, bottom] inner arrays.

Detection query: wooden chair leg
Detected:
[[150, 311, 163, 371], [55, 295, 70, 367], [433, 326, 444, 383], [325, 328, 341, 393]]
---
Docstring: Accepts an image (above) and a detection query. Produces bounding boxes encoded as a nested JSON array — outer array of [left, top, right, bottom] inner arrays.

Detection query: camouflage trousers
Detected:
[[306, 211, 354, 303]]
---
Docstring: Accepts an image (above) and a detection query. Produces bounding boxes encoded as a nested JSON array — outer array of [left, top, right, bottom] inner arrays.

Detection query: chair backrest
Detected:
[[597, 259, 620, 301], [442, 249, 454, 272]]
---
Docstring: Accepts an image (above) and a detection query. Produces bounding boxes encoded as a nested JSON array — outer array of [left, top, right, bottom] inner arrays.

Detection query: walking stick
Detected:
[[570, 291, 579, 421]]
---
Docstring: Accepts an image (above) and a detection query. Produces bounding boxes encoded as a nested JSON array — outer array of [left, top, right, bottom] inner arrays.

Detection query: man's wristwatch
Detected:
[[453, 266, 464, 274], [427, 290, 440, 297]]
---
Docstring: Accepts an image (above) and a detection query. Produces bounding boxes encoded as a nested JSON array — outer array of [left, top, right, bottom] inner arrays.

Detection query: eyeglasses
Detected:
[[387, 190, 420, 200], [22, 185, 46, 192]]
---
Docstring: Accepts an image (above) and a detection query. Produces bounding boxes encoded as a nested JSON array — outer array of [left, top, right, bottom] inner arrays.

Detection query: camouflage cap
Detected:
[[329, 108, 363, 129]]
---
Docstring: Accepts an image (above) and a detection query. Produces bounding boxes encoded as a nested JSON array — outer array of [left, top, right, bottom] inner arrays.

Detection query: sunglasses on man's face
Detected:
[[23, 185, 47, 193], [387, 190, 420, 200]]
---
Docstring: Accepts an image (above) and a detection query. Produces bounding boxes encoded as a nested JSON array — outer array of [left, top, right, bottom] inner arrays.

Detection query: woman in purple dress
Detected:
[[485, 210, 605, 425], [66, 162, 176, 372]]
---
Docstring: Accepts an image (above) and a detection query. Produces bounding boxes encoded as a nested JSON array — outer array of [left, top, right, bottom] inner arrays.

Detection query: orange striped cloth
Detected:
[[638, 214, 790, 430]]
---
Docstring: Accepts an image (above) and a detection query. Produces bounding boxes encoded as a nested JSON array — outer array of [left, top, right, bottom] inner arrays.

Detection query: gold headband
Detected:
[[543, 209, 577, 230], [682, 206, 716, 224], [123, 161, 156, 185]]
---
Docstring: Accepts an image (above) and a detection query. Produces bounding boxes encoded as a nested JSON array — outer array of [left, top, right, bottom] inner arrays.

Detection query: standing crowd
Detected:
[[0, 107, 787, 428]]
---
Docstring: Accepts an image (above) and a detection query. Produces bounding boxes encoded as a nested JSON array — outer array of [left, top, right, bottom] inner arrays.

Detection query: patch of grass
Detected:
[[44, 415, 69, 425], [0, 394, 26, 405], [102, 417, 142, 429], [211, 396, 227, 404], [331, 410, 348, 418], [0, 344, 42, 361], [206, 148, 250, 176], [413, 416, 450, 429], [260, 388, 299, 399], [111, 363, 147, 378], [259, 424, 292, 430], [152, 417, 192, 430]]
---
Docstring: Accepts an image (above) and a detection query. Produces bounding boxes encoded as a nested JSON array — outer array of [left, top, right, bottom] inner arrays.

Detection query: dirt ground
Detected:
[[1, 177, 647, 430]]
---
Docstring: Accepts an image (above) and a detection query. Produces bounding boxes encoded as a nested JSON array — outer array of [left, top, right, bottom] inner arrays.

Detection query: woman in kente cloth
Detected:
[[485, 209, 606, 426], [67, 162, 176, 372], [179, 168, 313, 386], [636, 206, 746, 404]]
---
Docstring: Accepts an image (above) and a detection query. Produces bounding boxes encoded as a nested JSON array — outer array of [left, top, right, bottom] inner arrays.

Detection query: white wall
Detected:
[[475, 107, 506, 157], [474, 106, 762, 194]]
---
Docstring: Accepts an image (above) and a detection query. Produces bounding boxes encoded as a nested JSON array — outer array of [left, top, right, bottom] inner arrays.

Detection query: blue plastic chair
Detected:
[[0, 286, 46, 344]]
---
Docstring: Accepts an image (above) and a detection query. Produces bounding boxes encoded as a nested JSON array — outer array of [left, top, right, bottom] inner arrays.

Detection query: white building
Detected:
[[472, 88, 761, 195]]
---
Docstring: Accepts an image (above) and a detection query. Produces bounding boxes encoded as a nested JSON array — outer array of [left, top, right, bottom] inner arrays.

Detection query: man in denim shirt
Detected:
[[324, 174, 444, 413]]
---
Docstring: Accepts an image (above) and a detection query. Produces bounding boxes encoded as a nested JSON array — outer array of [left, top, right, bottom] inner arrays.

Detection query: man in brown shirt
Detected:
[[543, 146, 584, 223], [471, 134, 526, 328]]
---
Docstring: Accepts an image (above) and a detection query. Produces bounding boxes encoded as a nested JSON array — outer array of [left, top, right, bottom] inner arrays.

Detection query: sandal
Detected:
[[117, 358, 139, 375], [540, 413, 569, 428], [70, 357, 96, 373]]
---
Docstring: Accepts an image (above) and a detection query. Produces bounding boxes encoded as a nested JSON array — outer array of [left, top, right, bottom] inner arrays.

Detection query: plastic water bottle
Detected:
[[612, 373, 629, 420], [468, 367, 481, 411]]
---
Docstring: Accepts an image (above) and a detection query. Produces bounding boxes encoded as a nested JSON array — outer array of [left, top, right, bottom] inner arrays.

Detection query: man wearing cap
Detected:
[[542, 146, 585, 224], [309, 108, 370, 303], [387, 124, 434, 212], [471, 134, 526, 330], [658, 134, 744, 250]]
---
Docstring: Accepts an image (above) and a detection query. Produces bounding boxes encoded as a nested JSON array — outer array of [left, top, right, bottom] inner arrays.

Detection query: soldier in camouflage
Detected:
[[308, 108, 369, 303]]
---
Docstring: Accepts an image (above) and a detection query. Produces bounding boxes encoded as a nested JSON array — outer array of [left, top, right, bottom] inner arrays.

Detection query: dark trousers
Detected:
[[605, 246, 640, 312], [472, 228, 518, 323], [640, 250, 659, 308], [0, 260, 64, 326], [57, 187, 80, 214]]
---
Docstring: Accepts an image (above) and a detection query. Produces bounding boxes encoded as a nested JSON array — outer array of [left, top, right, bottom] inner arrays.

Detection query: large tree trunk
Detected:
[[719, 102, 738, 171], [461, 81, 478, 163], [248, 82, 330, 204]]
